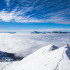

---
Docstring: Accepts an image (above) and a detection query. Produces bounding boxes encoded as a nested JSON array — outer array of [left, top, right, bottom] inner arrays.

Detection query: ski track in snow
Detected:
[[55, 48, 65, 70], [0, 62, 11, 70]]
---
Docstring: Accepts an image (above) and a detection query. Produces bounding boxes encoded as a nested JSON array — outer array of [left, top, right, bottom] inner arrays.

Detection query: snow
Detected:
[[0, 62, 12, 70], [1, 45, 70, 70]]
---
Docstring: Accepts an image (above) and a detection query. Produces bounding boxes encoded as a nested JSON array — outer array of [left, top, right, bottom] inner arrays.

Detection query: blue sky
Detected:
[[0, 0, 70, 31]]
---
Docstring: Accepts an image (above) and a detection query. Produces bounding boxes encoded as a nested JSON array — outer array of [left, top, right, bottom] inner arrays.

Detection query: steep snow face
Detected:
[[2, 45, 70, 70]]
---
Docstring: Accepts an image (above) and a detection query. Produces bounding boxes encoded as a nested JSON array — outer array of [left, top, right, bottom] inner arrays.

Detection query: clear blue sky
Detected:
[[0, 0, 70, 31]]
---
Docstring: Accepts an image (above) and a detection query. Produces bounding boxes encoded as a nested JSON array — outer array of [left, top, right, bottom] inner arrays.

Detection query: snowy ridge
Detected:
[[20, 45, 58, 64], [0, 45, 70, 70]]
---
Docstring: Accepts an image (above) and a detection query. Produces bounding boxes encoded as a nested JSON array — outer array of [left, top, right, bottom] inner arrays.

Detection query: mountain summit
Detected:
[[1, 45, 70, 70]]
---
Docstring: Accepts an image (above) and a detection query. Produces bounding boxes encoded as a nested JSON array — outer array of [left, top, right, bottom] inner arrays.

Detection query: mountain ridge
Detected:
[[2, 45, 70, 70]]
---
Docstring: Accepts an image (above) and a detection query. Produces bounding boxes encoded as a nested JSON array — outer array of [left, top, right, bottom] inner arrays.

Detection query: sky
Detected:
[[0, 0, 70, 31]]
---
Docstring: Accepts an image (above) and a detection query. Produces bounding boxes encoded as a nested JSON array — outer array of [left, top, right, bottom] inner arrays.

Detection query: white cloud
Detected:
[[0, 11, 16, 22], [48, 16, 70, 24], [0, 9, 70, 24], [14, 16, 43, 23], [5, 0, 14, 7], [5, 0, 10, 7], [0, 0, 70, 24], [39, 28, 70, 32]]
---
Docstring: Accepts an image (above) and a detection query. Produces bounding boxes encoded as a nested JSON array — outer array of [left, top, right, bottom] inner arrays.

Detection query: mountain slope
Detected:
[[2, 45, 70, 70]]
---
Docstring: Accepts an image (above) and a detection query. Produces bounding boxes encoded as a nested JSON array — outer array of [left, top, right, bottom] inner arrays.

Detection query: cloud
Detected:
[[0, 0, 70, 24], [0, 9, 70, 24], [5, 0, 10, 7], [48, 15, 70, 24], [39, 28, 70, 32], [0, 10, 16, 22], [5, 0, 14, 7], [0, 10, 43, 23]]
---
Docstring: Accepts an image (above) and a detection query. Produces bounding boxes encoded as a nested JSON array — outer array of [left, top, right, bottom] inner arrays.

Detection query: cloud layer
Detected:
[[0, 0, 70, 24]]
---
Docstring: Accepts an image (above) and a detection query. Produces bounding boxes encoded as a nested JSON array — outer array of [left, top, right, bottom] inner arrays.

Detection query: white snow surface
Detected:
[[1, 45, 70, 70]]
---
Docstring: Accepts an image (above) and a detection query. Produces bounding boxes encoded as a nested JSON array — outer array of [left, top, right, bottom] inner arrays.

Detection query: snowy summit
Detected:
[[1, 45, 70, 70]]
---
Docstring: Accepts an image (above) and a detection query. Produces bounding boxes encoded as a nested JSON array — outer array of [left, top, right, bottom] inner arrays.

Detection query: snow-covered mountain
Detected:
[[1, 45, 70, 70], [31, 31, 70, 34], [31, 31, 48, 34]]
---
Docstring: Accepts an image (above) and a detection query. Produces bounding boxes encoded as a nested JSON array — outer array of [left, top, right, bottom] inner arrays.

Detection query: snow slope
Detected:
[[2, 45, 70, 70]]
